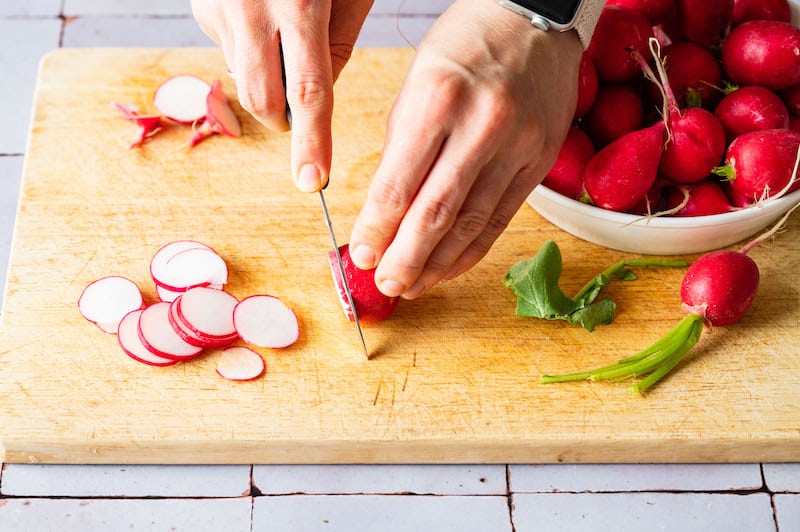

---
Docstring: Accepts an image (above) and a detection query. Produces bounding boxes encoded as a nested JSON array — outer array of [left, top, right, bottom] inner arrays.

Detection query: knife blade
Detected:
[[279, 45, 369, 359]]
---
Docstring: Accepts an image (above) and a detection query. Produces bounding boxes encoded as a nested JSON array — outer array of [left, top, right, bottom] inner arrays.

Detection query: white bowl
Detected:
[[526, 186, 800, 255]]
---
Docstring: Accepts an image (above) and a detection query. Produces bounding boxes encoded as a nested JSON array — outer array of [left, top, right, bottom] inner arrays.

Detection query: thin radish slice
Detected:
[[78, 276, 143, 334], [168, 296, 238, 349], [233, 295, 299, 348], [150, 243, 228, 292], [156, 282, 224, 302], [188, 80, 241, 147], [138, 302, 204, 360], [153, 75, 211, 124], [176, 286, 238, 338], [216, 346, 265, 381], [111, 102, 163, 149], [118, 310, 178, 367]]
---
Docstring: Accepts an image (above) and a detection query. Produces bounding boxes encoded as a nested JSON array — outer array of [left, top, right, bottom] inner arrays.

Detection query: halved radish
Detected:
[[216, 346, 265, 381], [176, 286, 238, 338], [233, 295, 299, 348], [111, 102, 163, 149], [150, 241, 227, 292], [328, 244, 399, 323], [78, 275, 144, 334], [137, 302, 204, 360], [188, 80, 242, 147], [118, 309, 179, 367], [153, 75, 211, 124]]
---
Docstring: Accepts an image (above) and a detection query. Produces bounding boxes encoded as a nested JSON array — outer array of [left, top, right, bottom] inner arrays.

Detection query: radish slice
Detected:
[[111, 102, 163, 149], [138, 302, 204, 360], [78, 276, 143, 334], [150, 241, 227, 291], [188, 80, 241, 147], [153, 75, 211, 124], [176, 286, 238, 338], [233, 295, 299, 348], [167, 297, 237, 349], [118, 309, 178, 367], [216, 346, 265, 381], [157, 282, 224, 302]]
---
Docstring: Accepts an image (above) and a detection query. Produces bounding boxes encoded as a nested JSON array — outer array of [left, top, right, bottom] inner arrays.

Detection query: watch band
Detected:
[[573, 0, 605, 49]]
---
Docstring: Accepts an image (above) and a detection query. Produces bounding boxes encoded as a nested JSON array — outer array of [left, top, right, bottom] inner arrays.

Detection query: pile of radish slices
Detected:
[[78, 240, 299, 381], [112, 75, 241, 149]]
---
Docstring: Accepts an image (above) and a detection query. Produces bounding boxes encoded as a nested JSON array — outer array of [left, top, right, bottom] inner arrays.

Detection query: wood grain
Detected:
[[1, 48, 798, 464]]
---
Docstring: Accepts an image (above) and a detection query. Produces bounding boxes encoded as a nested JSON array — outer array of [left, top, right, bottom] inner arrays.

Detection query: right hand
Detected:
[[191, 0, 374, 192]]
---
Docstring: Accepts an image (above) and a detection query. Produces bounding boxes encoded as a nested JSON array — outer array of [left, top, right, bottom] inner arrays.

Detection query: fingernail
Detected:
[[296, 164, 321, 193], [378, 279, 406, 298], [350, 244, 377, 270]]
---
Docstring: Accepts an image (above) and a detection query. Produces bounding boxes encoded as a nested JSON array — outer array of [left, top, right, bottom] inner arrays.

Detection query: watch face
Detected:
[[513, 0, 582, 25]]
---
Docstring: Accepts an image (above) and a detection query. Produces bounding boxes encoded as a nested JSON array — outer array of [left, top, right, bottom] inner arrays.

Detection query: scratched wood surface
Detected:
[[0, 48, 798, 464]]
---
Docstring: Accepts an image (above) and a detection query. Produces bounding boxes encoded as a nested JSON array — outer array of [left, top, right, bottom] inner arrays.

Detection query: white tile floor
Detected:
[[0, 2, 798, 531]]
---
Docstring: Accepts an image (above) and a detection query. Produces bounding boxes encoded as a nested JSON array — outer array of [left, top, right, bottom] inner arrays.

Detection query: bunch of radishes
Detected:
[[544, 0, 800, 216], [78, 240, 299, 381], [112, 75, 241, 149]]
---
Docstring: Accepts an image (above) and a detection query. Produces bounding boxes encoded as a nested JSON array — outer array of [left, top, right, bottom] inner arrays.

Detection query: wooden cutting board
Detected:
[[1, 48, 798, 464]]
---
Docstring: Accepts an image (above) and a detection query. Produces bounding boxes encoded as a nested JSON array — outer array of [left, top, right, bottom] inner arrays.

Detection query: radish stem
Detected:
[[572, 257, 688, 302]]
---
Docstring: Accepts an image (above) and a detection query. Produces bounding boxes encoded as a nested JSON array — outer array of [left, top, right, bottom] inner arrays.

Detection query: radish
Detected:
[[582, 84, 644, 148], [137, 301, 204, 361], [780, 83, 800, 117], [328, 244, 400, 323], [792, 117, 800, 131], [721, 20, 800, 91], [542, 202, 799, 393], [169, 286, 240, 349], [167, 297, 237, 349], [638, 39, 727, 184], [714, 85, 791, 142], [188, 80, 242, 148], [627, 179, 666, 215], [156, 282, 223, 303], [149, 241, 228, 292], [674, 0, 733, 49], [713, 128, 800, 203], [118, 309, 179, 367], [605, 0, 675, 26], [583, 122, 666, 212], [78, 275, 144, 333], [542, 125, 595, 201], [153, 75, 211, 124], [216, 346, 265, 381], [587, 6, 654, 83], [110, 102, 163, 149], [233, 295, 299, 348], [732, 0, 792, 26], [574, 53, 599, 119], [664, 181, 733, 216], [644, 42, 723, 109]]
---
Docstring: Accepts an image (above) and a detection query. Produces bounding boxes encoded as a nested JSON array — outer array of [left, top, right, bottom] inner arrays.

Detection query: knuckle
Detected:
[[450, 208, 492, 242], [417, 197, 457, 235], [291, 75, 332, 110], [369, 177, 413, 214]]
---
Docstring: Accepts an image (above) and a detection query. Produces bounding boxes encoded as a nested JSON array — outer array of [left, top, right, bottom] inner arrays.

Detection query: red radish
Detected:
[[168, 297, 237, 349], [582, 84, 644, 148], [542, 202, 800, 393], [780, 83, 800, 117], [583, 122, 666, 212], [328, 244, 400, 323], [216, 346, 265, 381], [118, 309, 179, 367], [111, 102, 163, 149], [605, 0, 675, 25], [150, 242, 228, 292], [721, 20, 800, 91], [644, 42, 723, 109], [188, 80, 242, 147], [626, 178, 666, 215], [792, 116, 800, 131], [153, 75, 211, 124], [542, 126, 595, 200], [233, 295, 299, 348], [674, 0, 733, 49], [137, 302, 204, 361], [732, 0, 792, 26], [157, 282, 223, 303], [574, 53, 599, 119], [587, 6, 654, 83], [78, 275, 143, 333], [174, 286, 239, 340], [713, 128, 800, 203], [714, 85, 791, 142], [664, 181, 733, 216], [654, 5, 686, 44]]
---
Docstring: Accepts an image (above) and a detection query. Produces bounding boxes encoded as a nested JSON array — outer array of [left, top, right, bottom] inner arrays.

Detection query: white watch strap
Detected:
[[573, 0, 605, 49]]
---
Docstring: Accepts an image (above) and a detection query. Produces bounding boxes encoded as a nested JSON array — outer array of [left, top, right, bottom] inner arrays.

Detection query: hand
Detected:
[[348, 0, 583, 299], [191, 0, 373, 192]]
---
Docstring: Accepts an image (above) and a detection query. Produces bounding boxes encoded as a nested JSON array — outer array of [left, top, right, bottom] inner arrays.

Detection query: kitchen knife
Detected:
[[279, 45, 369, 359]]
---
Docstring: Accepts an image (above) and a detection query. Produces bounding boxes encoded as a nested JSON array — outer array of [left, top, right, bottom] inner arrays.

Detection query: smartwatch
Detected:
[[498, 0, 604, 49]]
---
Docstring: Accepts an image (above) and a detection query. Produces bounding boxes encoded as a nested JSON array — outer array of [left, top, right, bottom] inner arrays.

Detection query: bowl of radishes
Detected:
[[527, 0, 800, 255]]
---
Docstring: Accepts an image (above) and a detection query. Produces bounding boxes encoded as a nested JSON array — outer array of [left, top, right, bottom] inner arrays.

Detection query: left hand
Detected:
[[347, 0, 583, 299]]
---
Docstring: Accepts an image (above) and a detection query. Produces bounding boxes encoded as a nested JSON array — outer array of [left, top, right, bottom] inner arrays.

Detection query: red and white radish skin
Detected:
[[137, 302, 204, 360], [328, 244, 400, 323], [168, 297, 238, 349], [150, 241, 228, 292], [111, 102, 163, 149], [721, 20, 800, 91], [78, 275, 143, 333], [216, 346, 265, 381], [645, 42, 723, 109], [188, 80, 242, 147], [174, 286, 239, 340], [587, 6, 654, 83], [664, 181, 733, 216], [233, 295, 299, 348], [153, 75, 211, 124], [118, 309, 179, 367], [542, 125, 595, 200], [715, 85, 791, 142]]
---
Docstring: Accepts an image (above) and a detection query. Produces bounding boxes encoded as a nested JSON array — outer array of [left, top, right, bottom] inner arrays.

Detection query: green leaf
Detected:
[[568, 298, 617, 332]]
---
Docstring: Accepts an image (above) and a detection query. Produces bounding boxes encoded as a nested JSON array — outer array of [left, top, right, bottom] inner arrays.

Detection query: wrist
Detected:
[[495, 0, 604, 49]]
